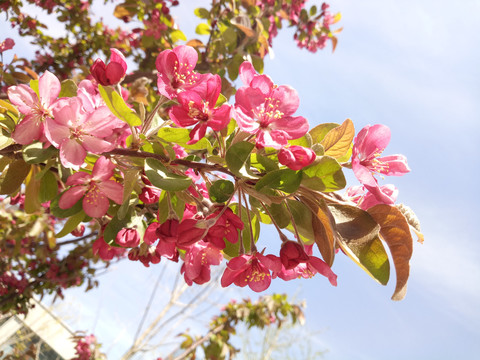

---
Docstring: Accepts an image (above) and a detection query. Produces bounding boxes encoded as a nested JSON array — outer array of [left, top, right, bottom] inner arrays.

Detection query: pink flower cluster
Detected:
[[73, 334, 97, 360]]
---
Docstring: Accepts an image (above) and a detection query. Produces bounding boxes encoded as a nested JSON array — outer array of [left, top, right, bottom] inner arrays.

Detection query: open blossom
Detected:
[[169, 74, 231, 144], [59, 156, 123, 218], [345, 184, 398, 210], [204, 208, 244, 250], [156, 45, 210, 99], [234, 61, 309, 149], [181, 240, 223, 285], [278, 145, 316, 170], [90, 48, 127, 86], [45, 97, 118, 169], [8, 70, 60, 144], [221, 252, 282, 292], [352, 124, 410, 204]]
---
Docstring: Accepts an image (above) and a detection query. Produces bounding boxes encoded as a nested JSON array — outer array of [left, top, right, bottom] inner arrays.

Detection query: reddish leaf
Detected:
[[368, 205, 413, 300]]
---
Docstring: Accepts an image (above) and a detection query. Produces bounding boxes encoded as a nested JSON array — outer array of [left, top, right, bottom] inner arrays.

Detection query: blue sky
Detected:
[[2, 0, 480, 358]]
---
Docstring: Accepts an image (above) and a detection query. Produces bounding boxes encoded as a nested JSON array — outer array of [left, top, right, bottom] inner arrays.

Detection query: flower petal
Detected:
[[59, 186, 87, 209], [83, 189, 109, 218], [97, 180, 124, 204], [38, 71, 61, 108]]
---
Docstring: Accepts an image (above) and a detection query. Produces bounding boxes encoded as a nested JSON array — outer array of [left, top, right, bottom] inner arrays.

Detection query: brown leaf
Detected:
[[23, 66, 38, 80], [231, 15, 256, 38], [185, 39, 205, 49], [0, 159, 31, 195], [300, 196, 336, 266], [320, 118, 355, 159], [367, 205, 413, 300]]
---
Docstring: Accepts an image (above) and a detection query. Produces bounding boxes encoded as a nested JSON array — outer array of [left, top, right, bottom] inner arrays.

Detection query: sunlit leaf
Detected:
[[367, 205, 414, 300], [301, 156, 346, 192], [145, 158, 192, 191], [225, 141, 256, 179], [209, 180, 235, 203], [320, 118, 355, 159], [55, 210, 85, 238], [98, 85, 141, 126], [255, 169, 302, 194]]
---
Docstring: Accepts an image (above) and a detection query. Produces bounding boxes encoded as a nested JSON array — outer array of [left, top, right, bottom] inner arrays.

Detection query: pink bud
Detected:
[[90, 48, 127, 86], [278, 146, 316, 171], [280, 241, 310, 269], [0, 38, 15, 53], [116, 228, 141, 248]]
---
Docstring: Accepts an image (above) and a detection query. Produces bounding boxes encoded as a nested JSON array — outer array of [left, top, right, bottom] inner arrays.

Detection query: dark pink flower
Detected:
[[115, 228, 141, 248], [155, 45, 209, 99], [181, 240, 223, 285], [278, 145, 316, 170], [352, 124, 410, 204], [279, 241, 310, 270], [0, 38, 14, 53], [8, 70, 60, 144], [92, 237, 125, 261], [205, 208, 244, 250], [275, 245, 337, 285], [90, 48, 127, 86], [59, 156, 123, 218], [221, 252, 282, 292]]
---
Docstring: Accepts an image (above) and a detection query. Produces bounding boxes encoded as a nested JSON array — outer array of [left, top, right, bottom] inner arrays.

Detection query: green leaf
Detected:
[[39, 171, 58, 202], [255, 169, 302, 194], [0, 159, 31, 195], [22, 142, 57, 164], [117, 169, 139, 219], [194, 7, 210, 19], [50, 191, 83, 218], [250, 153, 278, 172], [309, 123, 339, 144], [227, 53, 244, 81], [288, 133, 312, 148], [209, 180, 235, 203], [301, 156, 346, 192], [24, 167, 41, 214], [158, 191, 185, 223], [195, 23, 211, 35], [55, 211, 86, 238], [145, 158, 192, 191], [58, 79, 78, 98], [30, 79, 39, 96], [170, 29, 186, 43], [329, 203, 389, 285], [104, 211, 145, 245], [225, 141, 256, 179], [157, 127, 212, 151], [285, 200, 314, 241], [98, 84, 141, 126]]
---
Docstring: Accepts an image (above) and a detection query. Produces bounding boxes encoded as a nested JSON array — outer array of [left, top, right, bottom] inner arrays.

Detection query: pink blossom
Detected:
[[92, 237, 125, 261], [234, 62, 309, 149], [169, 74, 231, 144], [0, 38, 14, 53], [278, 145, 316, 170], [59, 156, 123, 218], [352, 124, 410, 204], [275, 245, 337, 285], [143, 222, 179, 261], [181, 240, 223, 285], [221, 252, 282, 292], [279, 241, 310, 270], [45, 97, 118, 169], [205, 208, 244, 250], [8, 70, 60, 144], [90, 48, 127, 86], [345, 184, 399, 210], [116, 228, 141, 248], [155, 45, 209, 99]]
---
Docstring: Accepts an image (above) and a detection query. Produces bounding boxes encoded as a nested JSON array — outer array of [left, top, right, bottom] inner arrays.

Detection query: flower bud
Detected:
[[278, 146, 316, 171], [116, 228, 141, 248]]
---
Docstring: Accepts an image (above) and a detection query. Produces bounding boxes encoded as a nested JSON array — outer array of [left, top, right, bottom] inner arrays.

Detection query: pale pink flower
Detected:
[[221, 252, 282, 292], [169, 74, 231, 144], [90, 48, 127, 86], [155, 45, 210, 99], [278, 145, 316, 170], [45, 97, 118, 169], [8, 70, 60, 144], [234, 63, 308, 149], [345, 184, 399, 210], [352, 124, 410, 204], [59, 156, 123, 218]]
